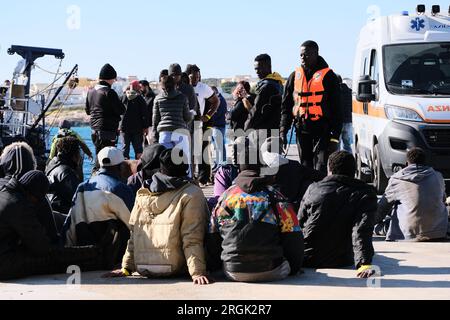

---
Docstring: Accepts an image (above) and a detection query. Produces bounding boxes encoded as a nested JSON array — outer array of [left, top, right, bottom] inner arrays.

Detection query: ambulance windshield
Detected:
[[384, 42, 450, 95]]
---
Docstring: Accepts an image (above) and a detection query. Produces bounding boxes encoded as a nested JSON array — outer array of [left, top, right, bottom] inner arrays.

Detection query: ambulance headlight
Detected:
[[385, 105, 424, 122]]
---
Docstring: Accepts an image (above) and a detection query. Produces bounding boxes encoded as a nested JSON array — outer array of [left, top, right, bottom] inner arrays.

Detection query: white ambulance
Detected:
[[353, 4, 450, 194]]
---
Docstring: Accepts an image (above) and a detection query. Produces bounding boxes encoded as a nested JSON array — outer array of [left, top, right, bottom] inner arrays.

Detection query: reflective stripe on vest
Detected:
[[293, 67, 331, 121]]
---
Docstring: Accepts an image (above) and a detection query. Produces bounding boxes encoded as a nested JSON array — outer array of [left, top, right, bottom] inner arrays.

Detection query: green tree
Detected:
[[221, 81, 238, 94]]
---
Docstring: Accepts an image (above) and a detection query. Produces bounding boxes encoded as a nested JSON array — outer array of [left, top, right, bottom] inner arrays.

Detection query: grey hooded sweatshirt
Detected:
[[377, 165, 448, 241]]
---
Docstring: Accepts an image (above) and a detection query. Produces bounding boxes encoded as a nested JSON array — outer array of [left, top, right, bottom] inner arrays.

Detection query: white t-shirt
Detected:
[[193, 82, 215, 116]]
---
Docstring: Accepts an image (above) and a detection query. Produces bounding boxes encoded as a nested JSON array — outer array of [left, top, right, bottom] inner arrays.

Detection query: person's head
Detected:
[[99, 63, 117, 85], [336, 74, 343, 84], [4, 80, 11, 87], [161, 75, 176, 93], [19, 170, 50, 204], [254, 54, 272, 80], [180, 72, 190, 85], [139, 80, 150, 95], [56, 136, 81, 165], [169, 63, 183, 85], [186, 64, 201, 87], [138, 144, 166, 177], [98, 147, 125, 176], [300, 40, 319, 70], [406, 147, 427, 166], [328, 151, 356, 177], [232, 81, 251, 98], [159, 148, 189, 178], [235, 137, 261, 172], [211, 86, 219, 95], [59, 119, 71, 130], [130, 80, 140, 92], [0, 142, 37, 179], [159, 69, 169, 82]]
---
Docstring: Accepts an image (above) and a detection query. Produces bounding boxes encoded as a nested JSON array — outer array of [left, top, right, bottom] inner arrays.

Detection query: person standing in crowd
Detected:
[[121, 80, 150, 160], [85, 64, 126, 162], [170, 63, 197, 111], [152, 75, 193, 177], [280, 41, 342, 175], [104, 148, 211, 285], [298, 151, 377, 278], [230, 81, 253, 132], [207, 144, 304, 282], [337, 75, 353, 153], [45, 137, 83, 216], [49, 119, 92, 181], [187, 64, 220, 187], [0, 171, 114, 280], [139, 80, 156, 146], [376, 147, 449, 242], [210, 86, 228, 172], [243, 54, 284, 146], [64, 147, 135, 266]]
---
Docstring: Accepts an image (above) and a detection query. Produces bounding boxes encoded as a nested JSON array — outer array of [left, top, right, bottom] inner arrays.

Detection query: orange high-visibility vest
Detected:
[[293, 67, 331, 121]]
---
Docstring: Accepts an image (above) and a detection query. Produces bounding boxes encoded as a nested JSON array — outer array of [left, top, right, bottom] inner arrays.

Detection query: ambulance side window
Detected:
[[361, 50, 371, 76], [369, 49, 379, 101]]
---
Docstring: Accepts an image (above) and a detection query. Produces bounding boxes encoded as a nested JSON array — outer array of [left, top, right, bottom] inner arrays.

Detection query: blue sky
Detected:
[[0, 0, 448, 83]]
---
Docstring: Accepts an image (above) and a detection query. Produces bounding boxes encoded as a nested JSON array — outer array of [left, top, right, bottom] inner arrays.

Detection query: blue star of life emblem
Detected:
[[411, 18, 425, 31]]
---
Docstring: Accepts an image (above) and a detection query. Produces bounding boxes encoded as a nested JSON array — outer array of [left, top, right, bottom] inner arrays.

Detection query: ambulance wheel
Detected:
[[373, 144, 388, 194], [355, 144, 371, 183]]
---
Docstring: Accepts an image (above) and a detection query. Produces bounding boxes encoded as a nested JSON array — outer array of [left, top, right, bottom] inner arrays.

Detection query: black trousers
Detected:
[[197, 139, 212, 184], [0, 246, 104, 281], [296, 127, 331, 175], [91, 130, 118, 170]]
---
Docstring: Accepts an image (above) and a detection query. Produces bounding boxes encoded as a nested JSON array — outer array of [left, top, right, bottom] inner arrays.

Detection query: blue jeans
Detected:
[[340, 123, 354, 153], [211, 127, 227, 169]]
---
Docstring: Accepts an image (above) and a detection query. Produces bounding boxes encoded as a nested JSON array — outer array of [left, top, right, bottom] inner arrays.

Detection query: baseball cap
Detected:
[[98, 147, 125, 167]]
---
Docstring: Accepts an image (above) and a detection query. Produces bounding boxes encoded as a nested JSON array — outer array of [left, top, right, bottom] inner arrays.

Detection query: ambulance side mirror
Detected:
[[356, 75, 377, 103]]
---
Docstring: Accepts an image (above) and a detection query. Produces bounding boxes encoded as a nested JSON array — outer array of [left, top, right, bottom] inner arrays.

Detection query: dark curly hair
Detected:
[[328, 151, 356, 177]]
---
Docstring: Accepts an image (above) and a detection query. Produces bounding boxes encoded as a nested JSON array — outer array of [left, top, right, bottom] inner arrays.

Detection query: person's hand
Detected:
[[356, 265, 376, 278], [102, 269, 128, 278], [201, 115, 211, 123], [327, 138, 340, 155], [192, 275, 212, 285]]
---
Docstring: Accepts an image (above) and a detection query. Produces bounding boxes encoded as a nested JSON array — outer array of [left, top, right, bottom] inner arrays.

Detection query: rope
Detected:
[[34, 62, 66, 76]]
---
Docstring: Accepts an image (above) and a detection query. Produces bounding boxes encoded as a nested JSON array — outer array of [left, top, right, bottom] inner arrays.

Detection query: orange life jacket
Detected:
[[293, 67, 331, 121]]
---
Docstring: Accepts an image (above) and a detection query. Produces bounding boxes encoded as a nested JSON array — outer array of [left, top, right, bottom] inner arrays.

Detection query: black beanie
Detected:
[[0, 144, 36, 179], [99, 64, 117, 80], [159, 148, 188, 178], [169, 63, 182, 76], [19, 170, 50, 199]]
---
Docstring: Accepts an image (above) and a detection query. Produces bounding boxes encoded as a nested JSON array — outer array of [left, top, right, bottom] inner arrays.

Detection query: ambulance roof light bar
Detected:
[[416, 4, 426, 15], [431, 5, 440, 16]]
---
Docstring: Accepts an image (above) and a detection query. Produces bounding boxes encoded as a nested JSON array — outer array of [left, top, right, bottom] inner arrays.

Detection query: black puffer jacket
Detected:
[[45, 155, 82, 215], [85, 81, 126, 132], [298, 175, 377, 268], [245, 79, 283, 131], [0, 178, 51, 257], [152, 90, 193, 139]]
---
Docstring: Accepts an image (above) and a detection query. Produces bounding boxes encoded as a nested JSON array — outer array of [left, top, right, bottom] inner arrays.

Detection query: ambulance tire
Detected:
[[356, 151, 371, 183], [373, 144, 388, 194]]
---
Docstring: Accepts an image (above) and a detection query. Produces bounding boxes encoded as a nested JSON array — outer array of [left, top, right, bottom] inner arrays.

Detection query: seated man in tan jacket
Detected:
[[104, 148, 211, 285]]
